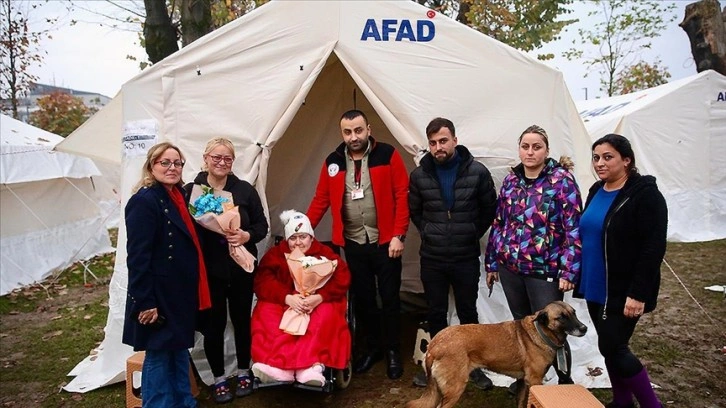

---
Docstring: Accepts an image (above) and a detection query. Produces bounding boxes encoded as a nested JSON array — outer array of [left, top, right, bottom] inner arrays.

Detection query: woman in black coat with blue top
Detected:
[[122, 142, 211, 408], [576, 134, 667, 408]]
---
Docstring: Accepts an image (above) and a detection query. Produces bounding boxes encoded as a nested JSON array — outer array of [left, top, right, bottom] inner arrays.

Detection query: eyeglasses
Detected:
[[155, 159, 185, 169], [209, 155, 234, 164]]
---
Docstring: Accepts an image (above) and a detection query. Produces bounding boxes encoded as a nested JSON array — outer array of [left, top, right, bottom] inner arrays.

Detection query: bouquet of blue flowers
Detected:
[[189, 185, 229, 216], [188, 184, 256, 272]]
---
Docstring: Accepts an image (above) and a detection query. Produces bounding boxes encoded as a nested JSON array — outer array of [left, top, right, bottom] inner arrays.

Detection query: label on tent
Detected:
[[123, 120, 158, 158]]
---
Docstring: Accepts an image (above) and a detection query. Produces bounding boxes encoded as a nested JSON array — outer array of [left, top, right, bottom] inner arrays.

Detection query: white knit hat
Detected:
[[280, 209, 315, 240]]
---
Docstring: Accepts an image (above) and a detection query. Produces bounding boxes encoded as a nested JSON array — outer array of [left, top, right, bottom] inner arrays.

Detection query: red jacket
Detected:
[[254, 239, 350, 305], [307, 138, 409, 247]]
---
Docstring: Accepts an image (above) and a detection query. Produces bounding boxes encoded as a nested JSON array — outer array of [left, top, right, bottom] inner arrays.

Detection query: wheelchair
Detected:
[[251, 237, 355, 393]]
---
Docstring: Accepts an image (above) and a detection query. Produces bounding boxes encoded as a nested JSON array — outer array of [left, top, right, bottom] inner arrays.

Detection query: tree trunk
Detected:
[[143, 0, 179, 64], [2, 0, 19, 119], [180, 0, 212, 47], [680, 0, 726, 75], [457, 0, 471, 26]]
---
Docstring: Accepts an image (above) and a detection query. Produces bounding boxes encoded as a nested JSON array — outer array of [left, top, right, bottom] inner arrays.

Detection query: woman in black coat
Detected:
[[184, 137, 268, 403], [576, 134, 667, 408], [123, 142, 211, 408]]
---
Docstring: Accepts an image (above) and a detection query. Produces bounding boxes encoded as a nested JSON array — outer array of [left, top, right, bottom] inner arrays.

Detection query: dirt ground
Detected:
[[0, 240, 724, 407]]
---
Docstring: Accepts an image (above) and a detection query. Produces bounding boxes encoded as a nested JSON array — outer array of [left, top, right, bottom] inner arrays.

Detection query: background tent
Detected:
[[55, 95, 123, 228], [63, 0, 603, 392], [0, 114, 114, 295], [576, 70, 726, 242]]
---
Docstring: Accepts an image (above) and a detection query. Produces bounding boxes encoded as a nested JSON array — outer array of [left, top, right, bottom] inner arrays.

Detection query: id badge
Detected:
[[351, 188, 364, 200]]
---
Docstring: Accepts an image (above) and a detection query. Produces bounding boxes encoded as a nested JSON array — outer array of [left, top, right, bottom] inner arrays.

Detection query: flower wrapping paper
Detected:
[[279, 247, 337, 335], [188, 184, 256, 272]]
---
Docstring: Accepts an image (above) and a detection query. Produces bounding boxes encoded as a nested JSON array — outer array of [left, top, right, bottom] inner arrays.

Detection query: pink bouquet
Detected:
[[279, 247, 337, 335], [188, 184, 256, 272]]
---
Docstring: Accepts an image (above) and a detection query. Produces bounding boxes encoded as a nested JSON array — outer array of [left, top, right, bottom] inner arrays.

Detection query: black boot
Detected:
[[469, 369, 493, 390], [353, 350, 383, 374], [386, 350, 403, 379]]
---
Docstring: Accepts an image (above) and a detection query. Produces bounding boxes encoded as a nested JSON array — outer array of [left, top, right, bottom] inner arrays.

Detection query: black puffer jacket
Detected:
[[575, 174, 667, 315], [409, 145, 497, 262]]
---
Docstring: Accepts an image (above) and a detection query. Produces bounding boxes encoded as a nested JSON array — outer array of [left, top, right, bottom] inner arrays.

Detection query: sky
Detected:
[[26, 0, 724, 101]]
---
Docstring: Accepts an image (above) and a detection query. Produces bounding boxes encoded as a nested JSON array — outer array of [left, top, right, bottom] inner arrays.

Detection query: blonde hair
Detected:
[[558, 155, 575, 170], [519, 125, 549, 148], [133, 142, 186, 193], [202, 137, 236, 171]]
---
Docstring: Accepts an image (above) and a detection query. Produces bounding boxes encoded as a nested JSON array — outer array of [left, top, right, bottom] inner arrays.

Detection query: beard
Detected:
[[433, 150, 453, 163], [347, 139, 368, 154]]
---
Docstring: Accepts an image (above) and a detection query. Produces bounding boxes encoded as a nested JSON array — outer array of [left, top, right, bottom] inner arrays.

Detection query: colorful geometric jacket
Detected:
[[484, 158, 583, 283]]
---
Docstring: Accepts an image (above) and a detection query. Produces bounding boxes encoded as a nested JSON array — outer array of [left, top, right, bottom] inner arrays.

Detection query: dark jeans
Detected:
[[587, 301, 643, 378], [200, 272, 255, 377], [344, 239, 402, 352], [498, 270, 563, 318], [420, 257, 480, 338]]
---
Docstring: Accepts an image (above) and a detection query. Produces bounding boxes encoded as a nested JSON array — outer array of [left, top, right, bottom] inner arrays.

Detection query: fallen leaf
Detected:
[[83, 314, 94, 320], [42, 330, 63, 341], [51, 315, 63, 321], [587, 366, 603, 377]]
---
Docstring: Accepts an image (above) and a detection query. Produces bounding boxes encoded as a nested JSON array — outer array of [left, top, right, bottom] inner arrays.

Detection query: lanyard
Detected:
[[354, 159, 362, 188]]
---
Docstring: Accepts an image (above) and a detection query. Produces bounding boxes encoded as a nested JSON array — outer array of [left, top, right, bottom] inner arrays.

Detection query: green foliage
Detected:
[[28, 91, 90, 137], [417, 0, 575, 59], [563, 0, 677, 96], [210, 0, 268, 29], [614, 59, 671, 95], [0, 0, 55, 119], [465, 0, 576, 56]]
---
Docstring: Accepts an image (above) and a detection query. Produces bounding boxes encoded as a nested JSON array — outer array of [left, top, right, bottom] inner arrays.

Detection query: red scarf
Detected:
[[168, 186, 212, 310]]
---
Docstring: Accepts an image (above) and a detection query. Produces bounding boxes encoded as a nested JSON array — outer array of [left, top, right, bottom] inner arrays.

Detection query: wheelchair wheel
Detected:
[[333, 360, 353, 389]]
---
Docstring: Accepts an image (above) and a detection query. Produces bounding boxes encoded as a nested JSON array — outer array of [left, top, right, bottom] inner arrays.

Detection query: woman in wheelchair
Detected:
[[251, 210, 351, 387]]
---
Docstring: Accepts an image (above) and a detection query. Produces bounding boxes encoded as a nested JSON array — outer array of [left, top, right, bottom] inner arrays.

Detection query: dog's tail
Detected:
[[405, 382, 441, 408], [405, 365, 442, 408]]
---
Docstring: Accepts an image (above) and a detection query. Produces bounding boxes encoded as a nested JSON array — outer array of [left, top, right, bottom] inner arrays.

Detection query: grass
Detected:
[[0, 230, 124, 407]]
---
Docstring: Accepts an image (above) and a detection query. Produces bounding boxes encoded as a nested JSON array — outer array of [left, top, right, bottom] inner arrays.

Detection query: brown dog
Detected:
[[405, 301, 587, 408]]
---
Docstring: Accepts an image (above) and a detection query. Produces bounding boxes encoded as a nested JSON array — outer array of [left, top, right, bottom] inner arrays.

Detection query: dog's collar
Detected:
[[534, 320, 564, 350], [534, 320, 570, 376]]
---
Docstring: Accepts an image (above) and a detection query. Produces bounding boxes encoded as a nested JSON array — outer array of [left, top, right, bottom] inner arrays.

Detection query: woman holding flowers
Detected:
[[122, 142, 211, 408], [250, 210, 351, 387], [184, 137, 268, 403]]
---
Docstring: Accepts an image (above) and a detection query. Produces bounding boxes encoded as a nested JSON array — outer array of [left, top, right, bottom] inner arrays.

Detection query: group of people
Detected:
[[122, 109, 668, 408]]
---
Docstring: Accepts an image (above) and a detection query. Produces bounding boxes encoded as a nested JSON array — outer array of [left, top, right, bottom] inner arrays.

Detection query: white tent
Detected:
[[576, 70, 726, 242], [55, 96, 124, 228], [0, 114, 114, 295], [63, 0, 604, 392]]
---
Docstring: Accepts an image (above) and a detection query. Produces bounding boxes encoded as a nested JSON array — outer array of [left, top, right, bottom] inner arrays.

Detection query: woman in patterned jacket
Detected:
[[485, 124, 583, 386]]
